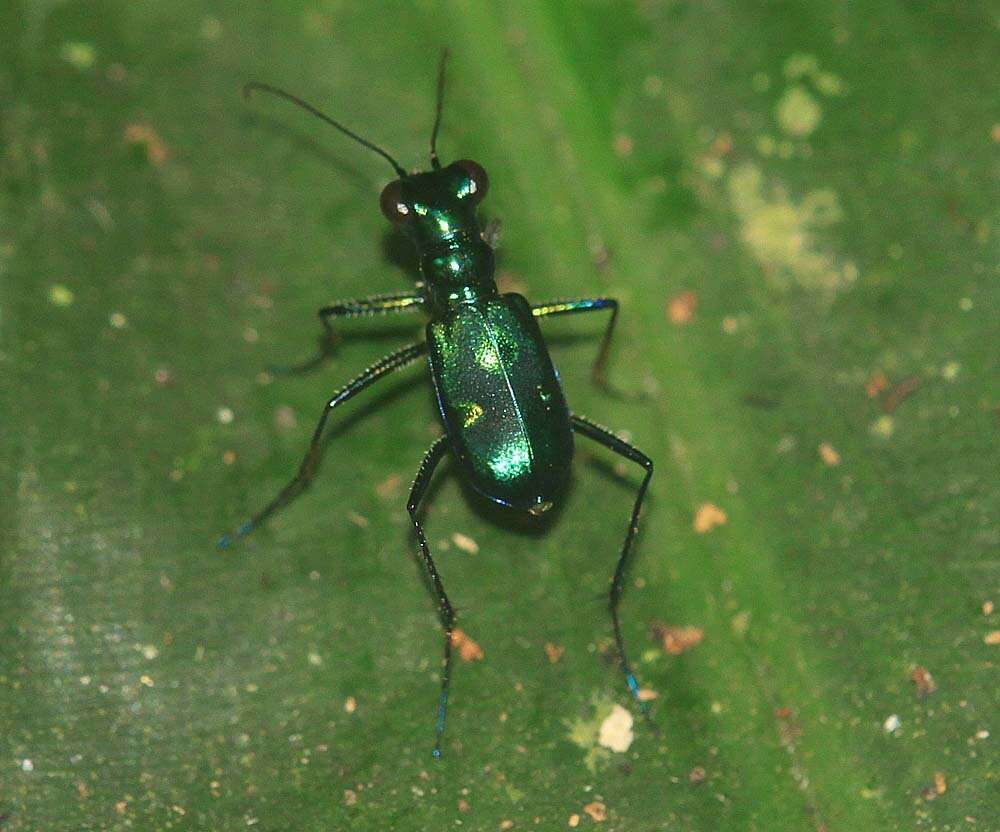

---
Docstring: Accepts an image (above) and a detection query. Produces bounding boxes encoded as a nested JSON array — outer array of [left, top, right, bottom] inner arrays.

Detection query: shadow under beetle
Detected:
[[221, 54, 654, 758]]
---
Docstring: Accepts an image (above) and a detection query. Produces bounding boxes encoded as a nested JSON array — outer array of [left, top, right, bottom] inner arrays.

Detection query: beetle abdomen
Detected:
[[427, 293, 573, 512]]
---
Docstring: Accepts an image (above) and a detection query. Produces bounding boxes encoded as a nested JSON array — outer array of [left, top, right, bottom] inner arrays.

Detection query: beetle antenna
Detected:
[[244, 81, 407, 178], [429, 48, 449, 170]]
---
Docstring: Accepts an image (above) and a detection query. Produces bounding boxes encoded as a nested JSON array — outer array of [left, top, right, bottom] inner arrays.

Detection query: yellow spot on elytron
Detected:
[[488, 441, 530, 481], [477, 343, 500, 371], [462, 402, 484, 428]]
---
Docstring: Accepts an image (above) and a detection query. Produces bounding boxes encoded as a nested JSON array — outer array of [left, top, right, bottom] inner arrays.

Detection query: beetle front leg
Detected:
[[406, 435, 455, 758], [531, 297, 631, 397], [270, 291, 426, 375]]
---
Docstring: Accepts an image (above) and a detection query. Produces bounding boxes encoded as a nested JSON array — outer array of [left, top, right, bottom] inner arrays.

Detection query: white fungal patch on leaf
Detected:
[[597, 704, 635, 753]]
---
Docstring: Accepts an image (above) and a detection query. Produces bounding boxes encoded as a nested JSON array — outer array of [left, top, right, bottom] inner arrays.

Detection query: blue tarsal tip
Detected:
[[432, 747, 442, 759], [217, 535, 232, 550], [626, 673, 639, 694], [238, 522, 253, 536]]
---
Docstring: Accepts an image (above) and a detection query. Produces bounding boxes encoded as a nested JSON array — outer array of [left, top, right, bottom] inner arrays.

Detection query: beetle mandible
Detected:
[[221, 53, 654, 758]]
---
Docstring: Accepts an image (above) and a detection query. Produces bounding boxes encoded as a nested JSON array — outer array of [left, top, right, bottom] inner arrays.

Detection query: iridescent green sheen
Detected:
[[393, 162, 573, 512], [428, 294, 573, 511], [231, 68, 655, 759]]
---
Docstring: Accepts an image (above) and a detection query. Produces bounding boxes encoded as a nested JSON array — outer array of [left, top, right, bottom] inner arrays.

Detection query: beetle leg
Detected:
[[218, 341, 427, 548], [270, 292, 426, 375], [570, 414, 655, 718], [531, 297, 636, 398], [406, 435, 455, 758]]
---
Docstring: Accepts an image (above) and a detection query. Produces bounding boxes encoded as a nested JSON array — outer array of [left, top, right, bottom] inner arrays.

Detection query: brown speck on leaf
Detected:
[[667, 290, 698, 324], [458, 798, 470, 812], [375, 473, 402, 499], [222, 450, 237, 465], [910, 666, 938, 696], [154, 367, 173, 386], [650, 622, 704, 655], [688, 766, 707, 784], [344, 789, 358, 806], [865, 371, 888, 399], [344, 696, 357, 714], [613, 133, 634, 156], [451, 628, 485, 662], [115, 801, 128, 815], [818, 442, 840, 466], [544, 642, 565, 663], [982, 600, 994, 616], [500, 820, 515, 831], [693, 502, 727, 533], [275, 405, 297, 429], [76, 780, 90, 798], [881, 375, 921, 413], [124, 123, 169, 165], [347, 511, 369, 528], [583, 801, 607, 822], [921, 771, 948, 801], [774, 707, 802, 745], [568, 814, 580, 828], [984, 630, 1000, 646]]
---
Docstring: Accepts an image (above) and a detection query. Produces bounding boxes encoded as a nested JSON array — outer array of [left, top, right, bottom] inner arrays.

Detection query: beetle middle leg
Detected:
[[530, 297, 631, 397], [270, 291, 426, 375], [405, 435, 456, 758], [218, 341, 427, 547], [570, 414, 654, 715]]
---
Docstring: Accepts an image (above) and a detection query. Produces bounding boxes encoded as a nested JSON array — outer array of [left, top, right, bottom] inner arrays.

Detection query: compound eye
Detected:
[[379, 180, 410, 224], [454, 159, 489, 203]]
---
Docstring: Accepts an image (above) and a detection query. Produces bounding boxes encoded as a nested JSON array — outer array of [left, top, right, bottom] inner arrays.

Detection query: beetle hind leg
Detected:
[[407, 435, 456, 758], [570, 414, 655, 719]]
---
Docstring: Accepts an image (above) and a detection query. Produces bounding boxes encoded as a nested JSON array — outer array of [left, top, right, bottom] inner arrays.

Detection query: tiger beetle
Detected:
[[220, 53, 654, 758]]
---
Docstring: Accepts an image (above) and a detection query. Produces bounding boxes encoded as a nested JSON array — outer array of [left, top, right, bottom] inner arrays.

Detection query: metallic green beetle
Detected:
[[221, 56, 654, 757]]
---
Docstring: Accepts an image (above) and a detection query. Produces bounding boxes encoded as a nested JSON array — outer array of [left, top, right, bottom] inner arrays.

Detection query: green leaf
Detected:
[[2, 1, 996, 829]]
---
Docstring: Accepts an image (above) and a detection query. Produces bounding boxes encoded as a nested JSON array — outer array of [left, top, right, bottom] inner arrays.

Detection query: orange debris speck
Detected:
[[982, 600, 994, 616], [568, 814, 580, 828], [124, 123, 169, 165], [500, 821, 515, 831], [934, 772, 947, 795], [984, 630, 1000, 646], [910, 666, 938, 696], [344, 696, 357, 714], [583, 801, 607, 822], [650, 622, 705, 655], [667, 291, 698, 324], [688, 766, 707, 783], [375, 473, 402, 499], [693, 502, 727, 533], [451, 628, 485, 662], [865, 371, 888, 399], [544, 642, 565, 664], [457, 799, 470, 812], [818, 442, 840, 466]]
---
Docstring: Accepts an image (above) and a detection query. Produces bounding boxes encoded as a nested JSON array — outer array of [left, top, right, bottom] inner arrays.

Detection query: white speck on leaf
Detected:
[[597, 704, 634, 753]]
